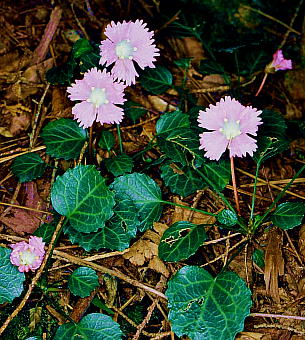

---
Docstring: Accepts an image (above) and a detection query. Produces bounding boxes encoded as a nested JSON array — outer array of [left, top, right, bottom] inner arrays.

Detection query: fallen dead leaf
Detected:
[[147, 95, 177, 112], [235, 332, 272, 340]]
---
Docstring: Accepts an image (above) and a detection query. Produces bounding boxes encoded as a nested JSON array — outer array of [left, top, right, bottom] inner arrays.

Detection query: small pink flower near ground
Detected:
[[67, 67, 126, 128], [198, 96, 262, 160], [99, 20, 159, 86], [268, 50, 292, 72], [10, 236, 45, 273]]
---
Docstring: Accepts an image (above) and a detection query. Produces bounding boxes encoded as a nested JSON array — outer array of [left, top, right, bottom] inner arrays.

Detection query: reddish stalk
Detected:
[[230, 156, 241, 215], [255, 73, 268, 96]]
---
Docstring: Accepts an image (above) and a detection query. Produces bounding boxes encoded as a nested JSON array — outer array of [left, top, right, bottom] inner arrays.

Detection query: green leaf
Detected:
[[174, 58, 193, 69], [217, 209, 238, 227], [72, 38, 93, 58], [270, 202, 305, 230], [200, 160, 231, 191], [161, 163, 205, 196], [253, 136, 289, 164], [156, 111, 190, 135], [199, 59, 226, 75], [64, 199, 139, 251], [104, 154, 134, 177], [34, 221, 57, 243], [41, 118, 88, 160], [111, 173, 163, 232], [167, 21, 200, 38], [98, 130, 115, 151], [140, 66, 173, 95], [159, 221, 207, 262], [11, 153, 46, 183], [166, 266, 252, 340], [253, 249, 265, 269], [124, 101, 147, 123], [78, 51, 100, 73], [259, 110, 287, 139], [46, 60, 77, 85], [0, 247, 25, 304], [68, 267, 99, 298], [53, 313, 123, 340], [51, 165, 115, 233]]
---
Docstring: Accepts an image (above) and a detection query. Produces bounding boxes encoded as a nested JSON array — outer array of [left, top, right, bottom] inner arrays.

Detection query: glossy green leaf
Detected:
[[159, 221, 207, 262], [156, 111, 190, 135], [166, 266, 252, 340], [68, 267, 99, 298], [111, 173, 163, 232], [34, 221, 57, 243], [199, 59, 225, 75], [104, 154, 134, 177], [98, 130, 115, 151], [253, 249, 265, 269], [217, 209, 238, 227], [200, 160, 231, 191], [72, 38, 93, 58], [72, 38, 100, 73], [41, 118, 87, 160], [0, 247, 25, 304], [161, 163, 205, 196], [174, 58, 193, 69], [124, 101, 147, 123], [53, 313, 123, 340], [259, 110, 287, 138], [270, 202, 305, 230], [11, 153, 46, 183], [51, 165, 115, 233], [46, 60, 77, 85], [140, 66, 173, 95], [253, 136, 289, 164]]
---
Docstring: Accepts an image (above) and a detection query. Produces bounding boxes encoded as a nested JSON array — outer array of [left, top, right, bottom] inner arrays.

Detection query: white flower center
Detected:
[[19, 250, 37, 265], [87, 87, 109, 107], [115, 39, 137, 60], [219, 118, 241, 140]]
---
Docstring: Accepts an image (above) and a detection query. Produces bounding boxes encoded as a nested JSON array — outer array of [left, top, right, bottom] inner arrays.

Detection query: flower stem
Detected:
[[230, 156, 241, 215], [255, 73, 268, 97], [117, 124, 123, 154], [250, 160, 261, 222]]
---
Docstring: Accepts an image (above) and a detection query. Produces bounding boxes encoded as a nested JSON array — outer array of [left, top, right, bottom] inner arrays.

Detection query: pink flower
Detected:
[[269, 50, 292, 72], [198, 96, 262, 160], [10, 236, 45, 273], [67, 67, 126, 128], [99, 20, 159, 86]]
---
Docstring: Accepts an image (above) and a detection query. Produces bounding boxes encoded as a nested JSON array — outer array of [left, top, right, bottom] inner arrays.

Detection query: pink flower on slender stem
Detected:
[[269, 50, 292, 71], [99, 20, 159, 86], [198, 96, 262, 161], [67, 67, 126, 128], [10, 236, 45, 273], [255, 50, 292, 96]]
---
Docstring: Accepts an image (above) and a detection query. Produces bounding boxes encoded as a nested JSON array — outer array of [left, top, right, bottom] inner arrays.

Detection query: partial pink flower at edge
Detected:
[[268, 50, 292, 72], [67, 67, 126, 128], [10, 236, 45, 273], [99, 20, 160, 86], [198, 96, 262, 161]]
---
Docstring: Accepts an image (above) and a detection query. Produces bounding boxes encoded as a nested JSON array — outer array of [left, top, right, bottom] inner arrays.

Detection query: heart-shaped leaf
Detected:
[[111, 173, 162, 232], [11, 153, 46, 183], [217, 209, 238, 227], [140, 66, 172, 94], [199, 160, 231, 191], [51, 165, 115, 233], [156, 111, 190, 135], [270, 202, 305, 230], [159, 221, 207, 262], [253, 136, 289, 164], [68, 267, 99, 297], [0, 247, 25, 304], [104, 154, 134, 177], [166, 266, 252, 340], [53, 313, 123, 340], [98, 130, 115, 151], [161, 163, 205, 197], [41, 118, 87, 160]]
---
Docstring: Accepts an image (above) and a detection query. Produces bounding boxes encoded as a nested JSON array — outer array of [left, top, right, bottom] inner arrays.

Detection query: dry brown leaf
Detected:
[[180, 37, 205, 66], [298, 224, 305, 262], [147, 95, 177, 112], [9, 113, 30, 136], [23, 58, 54, 83], [235, 332, 272, 340], [147, 256, 170, 278], [51, 87, 72, 118], [264, 228, 284, 303], [171, 197, 216, 225]]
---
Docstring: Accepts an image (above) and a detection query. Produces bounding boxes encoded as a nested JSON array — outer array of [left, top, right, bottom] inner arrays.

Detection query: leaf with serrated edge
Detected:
[[253, 136, 289, 164], [11, 153, 46, 183], [53, 313, 123, 340], [41, 118, 87, 160], [166, 266, 252, 340], [161, 163, 205, 196], [156, 111, 190, 136], [0, 247, 25, 304], [98, 130, 115, 151], [159, 221, 207, 261], [68, 267, 99, 297], [270, 202, 305, 230], [140, 66, 172, 95], [200, 160, 231, 191], [104, 154, 134, 177], [51, 165, 115, 233], [111, 173, 162, 232]]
